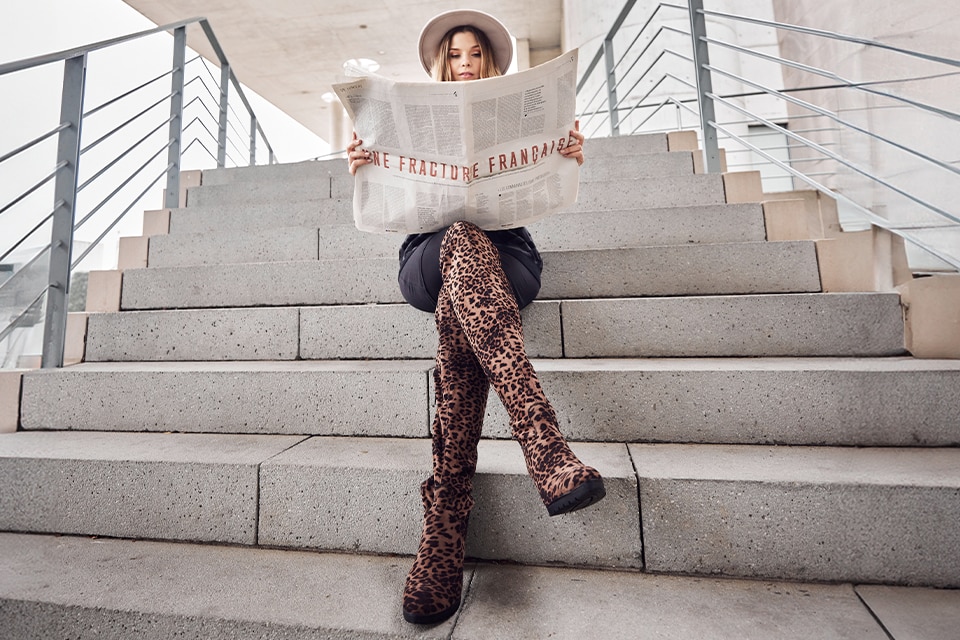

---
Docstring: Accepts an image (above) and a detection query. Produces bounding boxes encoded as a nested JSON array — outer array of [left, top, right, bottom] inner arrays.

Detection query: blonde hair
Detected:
[[430, 26, 502, 82]]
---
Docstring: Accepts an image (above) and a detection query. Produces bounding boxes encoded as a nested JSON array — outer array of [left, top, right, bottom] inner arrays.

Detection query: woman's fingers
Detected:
[[346, 134, 372, 175], [562, 127, 585, 166]]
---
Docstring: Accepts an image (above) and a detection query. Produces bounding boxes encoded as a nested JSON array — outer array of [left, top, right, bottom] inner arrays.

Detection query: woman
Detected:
[[347, 9, 605, 625]]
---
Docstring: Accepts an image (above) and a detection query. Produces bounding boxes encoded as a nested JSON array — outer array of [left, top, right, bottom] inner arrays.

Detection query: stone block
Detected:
[[560, 293, 905, 357], [632, 443, 960, 587], [85, 308, 299, 362], [816, 228, 911, 292], [19, 361, 431, 437], [691, 147, 728, 174], [473, 357, 960, 445], [539, 241, 820, 299], [529, 203, 767, 249], [456, 565, 888, 640], [573, 174, 725, 211], [141, 209, 170, 236], [666, 129, 698, 152], [179, 169, 201, 207], [299, 301, 561, 360], [468, 440, 641, 568], [84, 270, 122, 313], [0, 431, 303, 544], [898, 274, 960, 358], [148, 227, 320, 268], [117, 236, 148, 270], [259, 436, 641, 568], [120, 259, 401, 310], [722, 170, 763, 203], [63, 312, 87, 366], [168, 200, 354, 235], [258, 436, 428, 555], [0, 532, 456, 639], [856, 585, 960, 640], [0, 371, 23, 433], [762, 198, 815, 241]]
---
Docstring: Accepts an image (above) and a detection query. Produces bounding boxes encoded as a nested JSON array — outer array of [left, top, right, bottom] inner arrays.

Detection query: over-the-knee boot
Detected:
[[403, 288, 488, 625], [438, 221, 605, 516]]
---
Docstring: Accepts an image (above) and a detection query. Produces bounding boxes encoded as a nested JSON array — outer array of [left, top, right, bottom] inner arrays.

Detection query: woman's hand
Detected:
[[347, 132, 372, 175], [560, 120, 585, 166]]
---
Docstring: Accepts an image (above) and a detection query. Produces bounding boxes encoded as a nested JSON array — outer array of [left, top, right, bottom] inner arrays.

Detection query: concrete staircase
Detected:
[[2, 133, 959, 638]]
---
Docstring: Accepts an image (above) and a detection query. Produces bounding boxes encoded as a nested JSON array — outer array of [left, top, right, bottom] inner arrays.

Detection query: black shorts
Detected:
[[397, 226, 543, 313]]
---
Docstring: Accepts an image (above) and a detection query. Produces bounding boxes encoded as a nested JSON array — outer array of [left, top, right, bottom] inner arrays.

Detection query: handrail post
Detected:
[[41, 54, 86, 369], [218, 63, 230, 167], [689, 0, 721, 172], [603, 37, 620, 136], [164, 25, 186, 209], [250, 114, 257, 165]]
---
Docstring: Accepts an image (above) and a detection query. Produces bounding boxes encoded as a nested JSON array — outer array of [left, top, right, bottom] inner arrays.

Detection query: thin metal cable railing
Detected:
[[576, 0, 960, 273], [0, 17, 279, 369]]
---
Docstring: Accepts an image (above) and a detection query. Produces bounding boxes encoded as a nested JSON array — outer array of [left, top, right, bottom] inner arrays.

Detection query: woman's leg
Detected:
[[438, 221, 605, 515], [402, 281, 489, 625]]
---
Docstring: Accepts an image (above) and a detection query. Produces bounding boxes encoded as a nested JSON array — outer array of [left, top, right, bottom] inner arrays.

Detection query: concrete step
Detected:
[[20, 361, 433, 437], [101, 293, 899, 359], [89, 289, 903, 364], [321, 150, 698, 198], [530, 202, 767, 250], [633, 443, 960, 587], [85, 302, 562, 362], [560, 292, 904, 357], [2, 433, 956, 586], [8, 532, 941, 639], [258, 436, 640, 566], [0, 431, 639, 568], [0, 430, 306, 544], [200, 157, 350, 186], [121, 241, 820, 310], [185, 171, 727, 210], [150, 203, 767, 268], [148, 224, 400, 267], [195, 133, 676, 186], [21, 358, 959, 446], [168, 199, 354, 234]]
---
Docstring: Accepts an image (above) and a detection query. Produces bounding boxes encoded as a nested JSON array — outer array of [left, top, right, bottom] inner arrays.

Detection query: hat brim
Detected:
[[418, 9, 513, 77]]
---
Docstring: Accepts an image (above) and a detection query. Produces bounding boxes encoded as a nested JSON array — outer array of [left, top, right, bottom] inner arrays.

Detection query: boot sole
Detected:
[[547, 478, 606, 516], [403, 600, 460, 625]]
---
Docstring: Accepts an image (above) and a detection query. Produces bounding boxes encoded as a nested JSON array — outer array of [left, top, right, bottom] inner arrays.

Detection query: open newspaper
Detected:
[[333, 49, 580, 234]]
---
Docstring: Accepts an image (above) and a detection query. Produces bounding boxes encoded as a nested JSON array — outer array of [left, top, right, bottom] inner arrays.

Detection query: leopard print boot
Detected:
[[402, 486, 472, 624], [403, 277, 488, 625], [437, 221, 605, 516], [513, 401, 606, 516]]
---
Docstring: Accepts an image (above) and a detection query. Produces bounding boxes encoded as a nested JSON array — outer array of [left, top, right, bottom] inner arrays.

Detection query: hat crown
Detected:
[[418, 9, 513, 76]]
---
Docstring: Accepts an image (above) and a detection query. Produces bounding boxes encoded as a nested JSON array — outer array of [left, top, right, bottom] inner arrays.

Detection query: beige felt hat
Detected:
[[418, 9, 513, 76]]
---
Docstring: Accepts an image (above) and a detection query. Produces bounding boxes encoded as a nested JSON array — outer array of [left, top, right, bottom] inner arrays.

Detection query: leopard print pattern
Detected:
[[436, 221, 604, 510], [402, 221, 604, 624], [402, 485, 472, 625]]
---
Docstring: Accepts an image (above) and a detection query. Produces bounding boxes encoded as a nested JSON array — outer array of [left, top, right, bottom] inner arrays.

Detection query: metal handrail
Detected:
[[1, 17, 280, 369], [576, 0, 960, 272]]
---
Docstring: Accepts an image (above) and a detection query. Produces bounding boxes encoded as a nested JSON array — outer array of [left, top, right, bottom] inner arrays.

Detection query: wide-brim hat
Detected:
[[418, 9, 513, 76]]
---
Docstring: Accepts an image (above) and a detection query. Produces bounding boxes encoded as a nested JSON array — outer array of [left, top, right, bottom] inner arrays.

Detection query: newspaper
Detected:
[[333, 49, 580, 234]]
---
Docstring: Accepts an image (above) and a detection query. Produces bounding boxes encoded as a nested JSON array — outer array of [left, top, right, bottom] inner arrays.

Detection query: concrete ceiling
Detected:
[[121, 1, 564, 145]]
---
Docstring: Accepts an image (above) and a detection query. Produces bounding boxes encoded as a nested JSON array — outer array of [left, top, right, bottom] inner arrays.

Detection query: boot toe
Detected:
[[546, 476, 606, 516]]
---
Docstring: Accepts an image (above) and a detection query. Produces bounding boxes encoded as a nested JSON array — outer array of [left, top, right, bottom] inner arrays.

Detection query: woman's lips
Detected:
[[458, 72, 475, 79]]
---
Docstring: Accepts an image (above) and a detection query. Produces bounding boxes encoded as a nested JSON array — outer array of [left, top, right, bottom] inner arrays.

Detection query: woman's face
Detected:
[[447, 30, 483, 81]]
